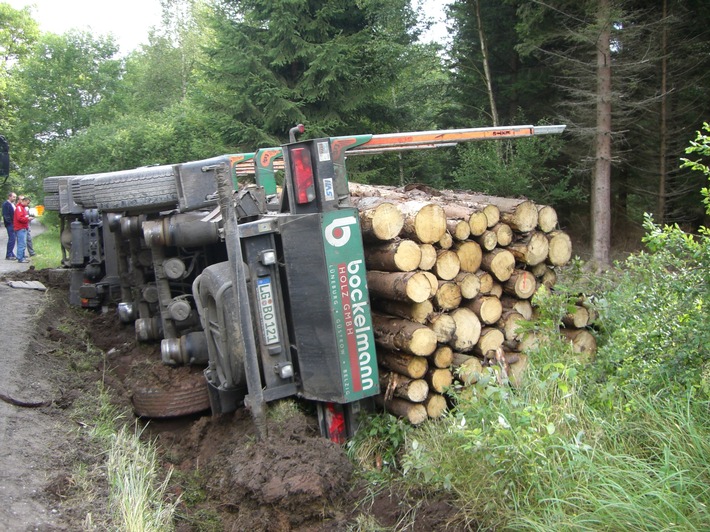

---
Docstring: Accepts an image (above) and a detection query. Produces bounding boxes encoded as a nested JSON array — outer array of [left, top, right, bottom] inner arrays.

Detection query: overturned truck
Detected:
[[43, 124, 565, 440]]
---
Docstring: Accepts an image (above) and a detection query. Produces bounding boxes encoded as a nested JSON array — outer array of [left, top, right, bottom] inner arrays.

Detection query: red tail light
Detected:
[[325, 403, 346, 444], [290, 147, 316, 204]]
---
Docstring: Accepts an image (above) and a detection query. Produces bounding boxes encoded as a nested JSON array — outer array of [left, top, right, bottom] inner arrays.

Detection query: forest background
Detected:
[[1, 0, 709, 267]]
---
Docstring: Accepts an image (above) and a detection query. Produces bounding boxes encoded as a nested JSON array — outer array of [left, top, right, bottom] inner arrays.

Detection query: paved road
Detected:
[[0, 220, 67, 531], [0, 219, 46, 274]]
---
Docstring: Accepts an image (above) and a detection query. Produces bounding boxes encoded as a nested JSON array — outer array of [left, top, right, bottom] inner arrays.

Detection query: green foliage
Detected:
[[587, 125, 710, 409], [452, 127, 581, 205], [199, 0, 419, 149], [40, 101, 228, 176], [347, 412, 411, 475]]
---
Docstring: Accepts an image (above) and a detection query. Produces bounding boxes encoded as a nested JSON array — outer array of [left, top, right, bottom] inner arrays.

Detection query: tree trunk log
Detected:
[[372, 312, 438, 357], [380, 370, 429, 403], [560, 328, 597, 361], [378, 350, 428, 379], [454, 241, 483, 273], [432, 249, 461, 281], [426, 345, 454, 369], [497, 310, 525, 343], [562, 306, 590, 328], [452, 352, 484, 385], [447, 219, 471, 241], [425, 368, 454, 393], [423, 393, 448, 418], [480, 248, 516, 282], [399, 201, 447, 244], [546, 230, 572, 267], [367, 270, 432, 303], [376, 395, 428, 425], [475, 270, 494, 294], [500, 295, 533, 320], [475, 327, 505, 357], [474, 230, 498, 251], [537, 205, 558, 233], [508, 231, 549, 266], [354, 198, 405, 241], [503, 269, 537, 299], [492, 223, 513, 246], [434, 281, 462, 311], [418, 243, 437, 270], [364, 239, 421, 272], [454, 272, 481, 300], [464, 295, 503, 325], [374, 299, 434, 324], [428, 313, 456, 344], [449, 307, 482, 352]]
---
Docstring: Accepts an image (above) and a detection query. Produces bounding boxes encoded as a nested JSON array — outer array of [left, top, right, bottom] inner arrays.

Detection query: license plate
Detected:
[[257, 277, 279, 345]]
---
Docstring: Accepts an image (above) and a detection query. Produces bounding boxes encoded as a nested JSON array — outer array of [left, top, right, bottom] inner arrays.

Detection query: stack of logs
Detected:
[[350, 183, 596, 425]]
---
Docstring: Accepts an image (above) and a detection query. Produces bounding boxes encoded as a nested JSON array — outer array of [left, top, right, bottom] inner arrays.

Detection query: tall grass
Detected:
[[29, 216, 63, 269]]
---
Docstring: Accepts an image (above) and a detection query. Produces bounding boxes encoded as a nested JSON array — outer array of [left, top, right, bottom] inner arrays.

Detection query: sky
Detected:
[[6, 0, 451, 54]]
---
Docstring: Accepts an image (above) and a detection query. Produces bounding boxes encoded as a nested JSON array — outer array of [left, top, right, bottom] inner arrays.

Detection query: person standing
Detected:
[[2, 191, 17, 260], [18, 195, 36, 257], [13, 195, 32, 263]]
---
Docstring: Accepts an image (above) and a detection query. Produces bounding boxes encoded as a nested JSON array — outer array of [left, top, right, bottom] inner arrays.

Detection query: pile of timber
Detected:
[[351, 183, 595, 425]]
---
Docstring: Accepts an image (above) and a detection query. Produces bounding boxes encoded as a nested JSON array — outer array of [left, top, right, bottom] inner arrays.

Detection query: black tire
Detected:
[[92, 166, 178, 212], [196, 262, 246, 389], [43, 176, 63, 193], [43, 193, 60, 211], [131, 370, 210, 418]]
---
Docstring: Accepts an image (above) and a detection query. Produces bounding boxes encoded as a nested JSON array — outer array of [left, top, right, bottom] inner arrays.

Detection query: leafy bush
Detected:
[[588, 123, 710, 408]]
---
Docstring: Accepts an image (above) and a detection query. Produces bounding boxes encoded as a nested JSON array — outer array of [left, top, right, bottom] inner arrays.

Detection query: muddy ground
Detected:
[[0, 266, 463, 531]]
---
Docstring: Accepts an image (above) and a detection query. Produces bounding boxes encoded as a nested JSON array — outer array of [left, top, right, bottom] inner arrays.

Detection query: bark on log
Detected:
[[376, 396, 428, 425], [425, 368, 454, 394], [454, 241, 483, 273], [423, 393, 448, 418], [372, 312, 438, 357], [432, 250, 461, 281], [434, 281, 462, 311], [374, 299, 434, 324], [428, 313, 456, 344], [378, 350, 428, 379], [480, 248, 516, 282], [546, 230, 573, 267], [367, 270, 432, 303], [488, 282, 503, 298], [449, 307, 482, 352], [508, 231, 549, 266], [380, 370, 429, 403], [426, 345, 454, 369], [364, 239, 421, 272], [418, 244, 437, 271], [454, 272, 481, 300], [503, 269, 537, 300], [464, 295, 503, 325], [354, 198, 405, 241]]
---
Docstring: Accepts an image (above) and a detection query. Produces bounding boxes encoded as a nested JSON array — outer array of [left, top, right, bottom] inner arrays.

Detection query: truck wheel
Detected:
[[195, 262, 246, 390], [131, 370, 210, 418], [43, 176, 62, 193], [44, 194, 60, 211], [68, 166, 179, 212]]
